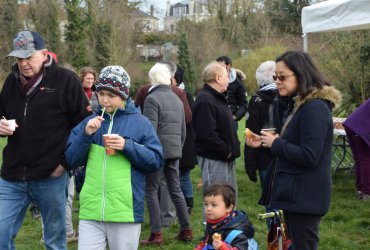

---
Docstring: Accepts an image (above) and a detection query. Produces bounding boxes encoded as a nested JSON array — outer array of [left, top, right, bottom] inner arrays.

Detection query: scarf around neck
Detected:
[[20, 67, 44, 96]]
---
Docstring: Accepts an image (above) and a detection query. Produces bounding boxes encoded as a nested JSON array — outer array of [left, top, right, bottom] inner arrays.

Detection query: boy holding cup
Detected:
[[65, 66, 163, 250]]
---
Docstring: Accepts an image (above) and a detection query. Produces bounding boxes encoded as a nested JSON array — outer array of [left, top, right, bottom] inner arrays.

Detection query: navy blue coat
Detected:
[[259, 86, 341, 215]]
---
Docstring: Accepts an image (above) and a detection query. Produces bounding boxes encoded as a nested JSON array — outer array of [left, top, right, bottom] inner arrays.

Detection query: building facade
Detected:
[[164, 0, 213, 32], [131, 8, 160, 33]]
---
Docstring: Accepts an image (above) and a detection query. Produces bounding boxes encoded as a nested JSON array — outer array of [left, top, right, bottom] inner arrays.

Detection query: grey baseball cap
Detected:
[[7, 30, 45, 59]]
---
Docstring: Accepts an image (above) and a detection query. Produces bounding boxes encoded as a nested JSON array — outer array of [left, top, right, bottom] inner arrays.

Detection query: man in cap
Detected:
[[0, 30, 91, 249]]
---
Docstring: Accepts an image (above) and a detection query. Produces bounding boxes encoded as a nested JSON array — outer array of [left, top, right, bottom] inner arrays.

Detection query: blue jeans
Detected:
[[179, 170, 193, 198], [0, 174, 68, 250], [259, 168, 267, 189]]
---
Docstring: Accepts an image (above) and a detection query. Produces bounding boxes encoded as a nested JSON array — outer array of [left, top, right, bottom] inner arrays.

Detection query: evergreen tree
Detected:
[[178, 33, 196, 95], [64, 0, 90, 69]]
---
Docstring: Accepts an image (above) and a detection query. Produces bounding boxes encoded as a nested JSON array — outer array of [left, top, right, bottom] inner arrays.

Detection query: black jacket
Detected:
[[227, 71, 248, 121], [244, 88, 277, 182], [193, 84, 240, 162], [259, 86, 341, 215], [179, 91, 197, 171], [0, 59, 91, 180], [198, 210, 254, 250]]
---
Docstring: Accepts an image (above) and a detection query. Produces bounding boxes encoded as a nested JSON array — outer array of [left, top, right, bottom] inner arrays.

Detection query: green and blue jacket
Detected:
[[66, 98, 163, 223]]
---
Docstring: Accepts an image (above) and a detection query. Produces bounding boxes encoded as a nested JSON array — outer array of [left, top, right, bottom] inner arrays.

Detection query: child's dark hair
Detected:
[[204, 183, 235, 208]]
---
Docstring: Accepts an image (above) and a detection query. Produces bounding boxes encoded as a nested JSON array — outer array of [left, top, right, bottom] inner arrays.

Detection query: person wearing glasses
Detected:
[[246, 51, 341, 250]]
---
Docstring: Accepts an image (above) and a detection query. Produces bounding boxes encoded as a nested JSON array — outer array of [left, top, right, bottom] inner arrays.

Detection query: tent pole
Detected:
[[303, 33, 308, 52]]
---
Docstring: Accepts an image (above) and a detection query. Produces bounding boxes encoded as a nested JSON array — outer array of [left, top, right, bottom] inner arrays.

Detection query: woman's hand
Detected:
[[85, 116, 104, 135], [245, 130, 262, 148], [260, 131, 279, 148]]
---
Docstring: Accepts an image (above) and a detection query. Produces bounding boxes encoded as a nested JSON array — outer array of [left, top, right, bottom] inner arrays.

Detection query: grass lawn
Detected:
[[1, 119, 368, 249]]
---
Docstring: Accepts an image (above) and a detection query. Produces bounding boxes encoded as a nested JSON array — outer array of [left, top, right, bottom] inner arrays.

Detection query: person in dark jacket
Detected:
[[194, 184, 255, 250], [0, 30, 91, 250], [244, 60, 277, 185], [247, 51, 341, 250], [216, 56, 248, 126], [174, 66, 198, 214], [193, 62, 240, 211], [343, 98, 370, 200]]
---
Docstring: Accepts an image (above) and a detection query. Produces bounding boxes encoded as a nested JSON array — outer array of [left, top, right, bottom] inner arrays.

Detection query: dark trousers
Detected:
[[346, 129, 370, 194], [284, 211, 322, 250]]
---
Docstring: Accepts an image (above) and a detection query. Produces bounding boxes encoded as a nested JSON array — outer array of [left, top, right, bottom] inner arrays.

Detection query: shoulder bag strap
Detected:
[[280, 105, 299, 137]]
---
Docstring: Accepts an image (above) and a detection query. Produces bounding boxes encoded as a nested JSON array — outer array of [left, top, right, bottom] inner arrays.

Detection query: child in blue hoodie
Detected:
[[65, 65, 163, 250]]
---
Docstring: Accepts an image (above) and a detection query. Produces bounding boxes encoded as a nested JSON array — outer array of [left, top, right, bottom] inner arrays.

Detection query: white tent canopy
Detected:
[[301, 0, 370, 51]]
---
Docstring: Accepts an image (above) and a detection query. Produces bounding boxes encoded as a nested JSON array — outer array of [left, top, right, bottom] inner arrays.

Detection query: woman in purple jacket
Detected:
[[343, 98, 370, 200]]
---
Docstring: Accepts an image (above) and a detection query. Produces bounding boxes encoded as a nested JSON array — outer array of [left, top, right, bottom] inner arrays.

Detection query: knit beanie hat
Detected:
[[96, 66, 130, 100]]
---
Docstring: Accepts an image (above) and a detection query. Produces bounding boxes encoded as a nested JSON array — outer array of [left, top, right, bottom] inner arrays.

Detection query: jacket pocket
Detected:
[[274, 171, 300, 202]]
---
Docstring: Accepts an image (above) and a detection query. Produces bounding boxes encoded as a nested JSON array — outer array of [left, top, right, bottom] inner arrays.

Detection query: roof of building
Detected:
[[131, 8, 159, 20]]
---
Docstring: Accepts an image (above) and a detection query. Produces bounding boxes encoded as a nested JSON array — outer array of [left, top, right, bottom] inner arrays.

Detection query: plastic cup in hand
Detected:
[[261, 128, 276, 135], [7, 119, 16, 132], [103, 134, 118, 155]]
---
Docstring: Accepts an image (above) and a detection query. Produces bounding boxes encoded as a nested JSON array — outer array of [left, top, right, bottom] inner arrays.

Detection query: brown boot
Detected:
[[139, 232, 163, 246], [175, 228, 193, 242]]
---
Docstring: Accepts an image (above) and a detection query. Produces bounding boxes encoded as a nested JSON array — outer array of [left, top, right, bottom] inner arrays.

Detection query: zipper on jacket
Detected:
[[101, 111, 116, 220], [21, 98, 29, 180], [23, 101, 28, 117]]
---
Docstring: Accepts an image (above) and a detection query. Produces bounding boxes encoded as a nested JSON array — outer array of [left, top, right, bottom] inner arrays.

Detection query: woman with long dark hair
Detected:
[[247, 51, 341, 250]]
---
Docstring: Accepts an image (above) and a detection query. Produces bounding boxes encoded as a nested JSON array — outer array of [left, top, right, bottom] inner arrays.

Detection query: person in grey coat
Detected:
[[140, 63, 192, 245]]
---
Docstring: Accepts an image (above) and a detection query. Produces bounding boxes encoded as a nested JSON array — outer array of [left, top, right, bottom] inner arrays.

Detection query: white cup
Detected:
[[7, 119, 16, 132], [261, 128, 276, 135]]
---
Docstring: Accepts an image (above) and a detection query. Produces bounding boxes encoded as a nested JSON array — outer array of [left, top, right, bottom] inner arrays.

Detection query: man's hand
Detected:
[[50, 164, 66, 177], [0, 119, 18, 136]]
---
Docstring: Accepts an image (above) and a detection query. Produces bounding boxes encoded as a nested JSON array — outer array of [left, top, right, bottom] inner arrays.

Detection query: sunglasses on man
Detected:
[[272, 74, 295, 81]]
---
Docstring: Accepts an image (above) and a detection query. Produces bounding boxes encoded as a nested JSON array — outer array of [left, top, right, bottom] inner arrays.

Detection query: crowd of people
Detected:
[[1, 29, 368, 250]]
